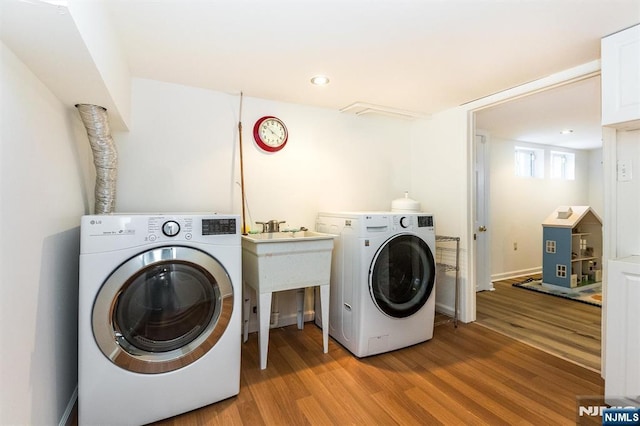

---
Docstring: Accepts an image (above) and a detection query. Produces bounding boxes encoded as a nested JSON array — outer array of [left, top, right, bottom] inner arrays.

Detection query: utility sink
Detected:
[[244, 229, 333, 240], [243, 230, 334, 253], [242, 231, 335, 291], [241, 231, 335, 369]]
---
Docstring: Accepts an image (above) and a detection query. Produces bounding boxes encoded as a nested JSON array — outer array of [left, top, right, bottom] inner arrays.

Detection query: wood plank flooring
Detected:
[[150, 318, 603, 425], [476, 276, 602, 372]]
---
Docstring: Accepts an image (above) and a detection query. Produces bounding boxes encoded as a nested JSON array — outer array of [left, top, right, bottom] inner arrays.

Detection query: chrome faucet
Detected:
[[256, 220, 286, 233]]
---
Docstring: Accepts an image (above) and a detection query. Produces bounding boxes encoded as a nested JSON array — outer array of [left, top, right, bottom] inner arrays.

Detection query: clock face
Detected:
[[253, 116, 288, 152]]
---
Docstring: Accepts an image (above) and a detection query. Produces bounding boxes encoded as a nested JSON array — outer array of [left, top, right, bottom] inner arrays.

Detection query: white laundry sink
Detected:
[[244, 229, 331, 240], [241, 230, 335, 369], [241, 231, 335, 291]]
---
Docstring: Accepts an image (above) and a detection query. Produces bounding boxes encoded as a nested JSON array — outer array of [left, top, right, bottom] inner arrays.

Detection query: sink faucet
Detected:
[[256, 220, 286, 233]]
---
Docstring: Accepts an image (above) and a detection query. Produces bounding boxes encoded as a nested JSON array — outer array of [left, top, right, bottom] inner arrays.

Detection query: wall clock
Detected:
[[253, 116, 288, 152]]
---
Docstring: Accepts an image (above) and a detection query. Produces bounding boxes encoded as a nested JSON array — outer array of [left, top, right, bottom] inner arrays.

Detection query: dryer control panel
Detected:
[[80, 214, 240, 254], [201, 218, 237, 235]]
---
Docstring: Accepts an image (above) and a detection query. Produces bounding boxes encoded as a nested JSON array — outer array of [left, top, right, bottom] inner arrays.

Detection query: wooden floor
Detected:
[[148, 317, 603, 425], [476, 276, 602, 372]]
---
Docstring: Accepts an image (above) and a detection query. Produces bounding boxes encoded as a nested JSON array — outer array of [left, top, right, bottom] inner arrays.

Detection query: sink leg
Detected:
[[320, 284, 329, 353], [296, 288, 305, 329], [258, 292, 272, 369]]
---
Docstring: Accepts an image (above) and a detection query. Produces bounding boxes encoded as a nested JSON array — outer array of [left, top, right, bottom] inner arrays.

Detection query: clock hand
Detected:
[[267, 127, 281, 138]]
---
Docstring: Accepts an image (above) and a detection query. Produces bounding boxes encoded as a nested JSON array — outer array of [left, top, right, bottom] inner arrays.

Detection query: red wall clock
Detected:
[[253, 116, 288, 152]]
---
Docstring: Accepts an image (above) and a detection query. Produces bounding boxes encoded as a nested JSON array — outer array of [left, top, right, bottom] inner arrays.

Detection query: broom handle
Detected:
[[238, 92, 248, 235]]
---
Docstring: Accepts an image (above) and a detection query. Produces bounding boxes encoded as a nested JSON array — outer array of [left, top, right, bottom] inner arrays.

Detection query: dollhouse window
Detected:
[[546, 240, 556, 253], [556, 264, 567, 278]]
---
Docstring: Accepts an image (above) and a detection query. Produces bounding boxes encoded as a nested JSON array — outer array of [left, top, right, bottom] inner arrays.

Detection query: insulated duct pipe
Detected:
[[76, 104, 118, 214]]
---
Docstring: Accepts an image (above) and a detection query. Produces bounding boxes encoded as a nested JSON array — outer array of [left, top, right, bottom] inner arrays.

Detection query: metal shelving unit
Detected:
[[435, 235, 460, 327]]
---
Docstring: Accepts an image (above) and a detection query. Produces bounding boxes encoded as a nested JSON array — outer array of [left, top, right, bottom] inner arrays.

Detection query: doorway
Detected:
[[471, 75, 604, 370]]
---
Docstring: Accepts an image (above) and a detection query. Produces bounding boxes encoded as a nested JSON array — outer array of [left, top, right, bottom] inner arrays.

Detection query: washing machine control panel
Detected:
[[392, 214, 435, 231], [417, 215, 434, 228]]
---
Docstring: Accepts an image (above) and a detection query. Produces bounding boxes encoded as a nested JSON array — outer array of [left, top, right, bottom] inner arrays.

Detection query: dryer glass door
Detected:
[[114, 262, 216, 353], [92, 246, 234, 374], [369, 234, 435, 318]]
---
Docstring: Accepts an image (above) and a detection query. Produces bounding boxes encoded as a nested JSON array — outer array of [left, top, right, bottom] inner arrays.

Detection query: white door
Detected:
[[475, 133, 493, 291], [605, 256, 640, 405]]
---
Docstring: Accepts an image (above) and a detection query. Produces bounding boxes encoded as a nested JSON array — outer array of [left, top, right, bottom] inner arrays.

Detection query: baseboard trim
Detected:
[[271, 311, 315, 329], [59, 385, 77, 426], [491, 267, 542, 282], [245, 310, 316, 334], [435, 302, 454, 318]]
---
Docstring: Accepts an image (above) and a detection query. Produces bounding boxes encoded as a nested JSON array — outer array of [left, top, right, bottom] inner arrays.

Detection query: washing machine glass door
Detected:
[[369, 234, 435, 318], [93, 246, 234, 374]]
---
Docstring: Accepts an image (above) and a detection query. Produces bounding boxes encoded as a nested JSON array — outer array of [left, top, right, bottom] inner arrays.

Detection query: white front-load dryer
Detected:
[[79, 214, 241, 425], [316, 212, 436, 357]]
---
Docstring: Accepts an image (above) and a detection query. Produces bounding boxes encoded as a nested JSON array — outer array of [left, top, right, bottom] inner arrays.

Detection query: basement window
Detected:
[[515, 147, 544, 178], [550, 151, 575, 180]]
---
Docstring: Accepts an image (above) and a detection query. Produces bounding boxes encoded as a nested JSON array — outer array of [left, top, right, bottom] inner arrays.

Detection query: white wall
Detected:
[[409, 107, 470, 319], [488, 138, 595, 279], [0, 42, 92, 425], [589, 148, 605, 216], [115, 78, 412, 223], [616, 129, 640, 257], [112, 77, 414, 328], [68, 0, 132, 129]]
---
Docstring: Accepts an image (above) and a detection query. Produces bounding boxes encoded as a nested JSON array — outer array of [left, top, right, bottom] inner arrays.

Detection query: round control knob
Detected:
[[400, 217, 410, 228], [162, 220, 181, 237]]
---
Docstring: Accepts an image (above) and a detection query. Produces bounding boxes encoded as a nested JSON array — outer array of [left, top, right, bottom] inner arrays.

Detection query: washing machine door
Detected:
[[369, 234, 435, 318], [92, 246, 234, 374]]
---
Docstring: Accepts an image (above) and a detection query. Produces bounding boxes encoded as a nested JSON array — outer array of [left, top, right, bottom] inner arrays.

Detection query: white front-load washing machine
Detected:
[[79, 214, 241, 425], [316, 212, 436, 357]]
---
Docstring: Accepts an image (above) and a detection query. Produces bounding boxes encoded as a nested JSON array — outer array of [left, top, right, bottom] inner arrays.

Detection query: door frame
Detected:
[[463, 60, 601, 324]]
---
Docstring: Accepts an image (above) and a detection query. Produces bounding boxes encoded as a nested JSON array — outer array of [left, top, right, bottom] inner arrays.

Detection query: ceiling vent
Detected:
[[340, 102, 428, 120]]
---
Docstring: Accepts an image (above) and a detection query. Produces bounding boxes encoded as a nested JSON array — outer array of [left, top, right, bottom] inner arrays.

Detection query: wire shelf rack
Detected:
[[435, 235, 460, 327]]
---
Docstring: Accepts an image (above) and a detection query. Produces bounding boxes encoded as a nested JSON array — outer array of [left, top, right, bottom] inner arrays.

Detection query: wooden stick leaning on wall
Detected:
[[238, 92, 248, 235]]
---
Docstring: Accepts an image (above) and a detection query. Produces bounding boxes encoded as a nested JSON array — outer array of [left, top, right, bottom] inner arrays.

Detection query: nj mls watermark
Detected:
[[602, 408, 640, 425], [577, 396, 640, 425]]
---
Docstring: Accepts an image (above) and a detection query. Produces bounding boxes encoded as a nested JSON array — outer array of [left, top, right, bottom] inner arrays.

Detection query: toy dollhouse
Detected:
[[542, 206, 603, 289]]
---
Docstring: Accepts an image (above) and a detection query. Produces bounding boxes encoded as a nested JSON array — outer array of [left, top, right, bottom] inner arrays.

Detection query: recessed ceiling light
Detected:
[[310, 75, 330, 86], [560, 129, 574, 134]]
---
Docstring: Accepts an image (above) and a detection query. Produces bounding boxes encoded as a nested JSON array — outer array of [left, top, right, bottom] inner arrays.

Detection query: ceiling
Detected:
[[475, 75, 603, 150], [3, 0, 640, 148]]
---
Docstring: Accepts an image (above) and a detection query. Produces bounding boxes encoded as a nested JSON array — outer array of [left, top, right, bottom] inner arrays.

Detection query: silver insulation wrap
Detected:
[[76, 104, 118, 214]]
